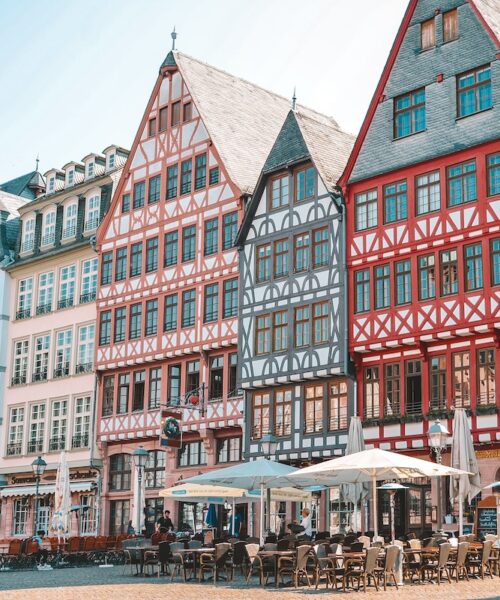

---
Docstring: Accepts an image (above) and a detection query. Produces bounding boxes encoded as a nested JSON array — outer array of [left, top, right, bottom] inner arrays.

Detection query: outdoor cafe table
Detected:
[[174, 547, 215, 581], [126, 545, 158, 576], [257, 549, 295, 588]]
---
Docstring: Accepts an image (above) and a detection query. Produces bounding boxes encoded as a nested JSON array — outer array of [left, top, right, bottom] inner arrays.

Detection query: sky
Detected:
[[0, 0, 407, 183]]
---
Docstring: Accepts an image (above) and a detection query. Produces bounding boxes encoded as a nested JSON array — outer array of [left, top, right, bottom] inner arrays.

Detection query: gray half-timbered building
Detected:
[[236, 108, 355, 464]]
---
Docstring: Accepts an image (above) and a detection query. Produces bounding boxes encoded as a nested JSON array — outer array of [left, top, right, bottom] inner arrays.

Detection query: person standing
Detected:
[[300, 508, 313, 538]]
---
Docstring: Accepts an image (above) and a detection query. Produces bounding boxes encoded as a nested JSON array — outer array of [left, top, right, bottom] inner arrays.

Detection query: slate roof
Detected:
[[0, 171, 44, 200], [0, 190, 26, 259], [472, 0, 500, 44]]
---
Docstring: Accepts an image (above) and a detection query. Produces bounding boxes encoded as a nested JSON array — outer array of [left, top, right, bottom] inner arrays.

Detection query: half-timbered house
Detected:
[[339, 0, 500, 538]]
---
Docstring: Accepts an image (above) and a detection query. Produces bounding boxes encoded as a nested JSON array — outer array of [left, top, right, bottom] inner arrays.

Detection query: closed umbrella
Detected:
[[341, 416, 369, 531], [450, 408, 481, 536], [131, 466, 146, 534], [205, 504, 218, 527], [51, 451, 71, 540]]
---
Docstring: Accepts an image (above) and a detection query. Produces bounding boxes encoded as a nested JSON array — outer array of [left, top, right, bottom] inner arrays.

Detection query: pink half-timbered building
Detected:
[[95, 49, 307, 534]]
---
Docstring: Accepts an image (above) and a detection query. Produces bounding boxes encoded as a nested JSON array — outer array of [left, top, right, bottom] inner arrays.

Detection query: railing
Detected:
[[72, 434, 89, 449], [62, 225, 76, 239], [20, 240, 34, 253], [28, 439, 44, 454], [304, 418, 323, 434], [84, 217, 99, 232], [166, 186, 177, 199], [41, 232, 55, 246], [11, 375, 26, 386], [79, 291, 96, 304], [57, 296, 74, 310], [32, 369, 48, 382], [180, 181, 191, 195], [36, 303, 52, 316], [195, 176, 206, 189], [49, 437, 66, 451], [15, 308, 31, 320], [6, 443, 22, 456], [53, 363, 70, 378], [75, 362, 93, 374]]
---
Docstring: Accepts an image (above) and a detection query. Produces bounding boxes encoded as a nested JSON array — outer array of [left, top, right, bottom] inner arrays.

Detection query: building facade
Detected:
[[95, 50, 305, 535], [0, 147, 126, 538], [340, 0, 500, 538]]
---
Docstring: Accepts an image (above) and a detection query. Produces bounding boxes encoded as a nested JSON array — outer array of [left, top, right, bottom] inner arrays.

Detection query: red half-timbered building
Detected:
[[95, 49, 307, 534], [340, 0, 500, 538]]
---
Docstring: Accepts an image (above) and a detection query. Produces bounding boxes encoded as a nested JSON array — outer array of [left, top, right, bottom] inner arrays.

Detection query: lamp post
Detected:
[[31, 456, 47, 535], [260, 434, 278, 539], [132, 446, 149, 536], [428, 419, 449, 534]]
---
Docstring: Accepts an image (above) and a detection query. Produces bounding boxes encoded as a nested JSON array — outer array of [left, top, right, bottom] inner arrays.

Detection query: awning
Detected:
[[0, 481, 95, 498]]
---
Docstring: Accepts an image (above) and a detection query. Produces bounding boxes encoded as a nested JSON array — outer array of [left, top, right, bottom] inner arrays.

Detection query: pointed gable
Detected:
[[471, 0, 500, 45]]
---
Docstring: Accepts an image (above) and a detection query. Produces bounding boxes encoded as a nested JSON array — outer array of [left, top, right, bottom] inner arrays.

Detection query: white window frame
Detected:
[[37, 271, 54, 314], [48, 177, 55, 193], [108, 153, 115, 170], [84, 195, 100, 231], [73, 396, 91, 449], [79, 494, 97, 535], [67, 169, 74, 187], [12, 340, 29, 385], [87, 162, 94, 178], [54, 329, 72, 377], [8, 406, 24, 456], [21, 217, 35, 252], [17, 277, 32, 318], [28, 403, 45, 454], [13, 498, 30, 536], [50, 399, 68, 451], [58, 265, 76, 308], [80, 258, 98, 302], [77, 324, 94, 372], [62, 203, 78, 239], [41, 210, 56, 246], [33, 334, 50, 381]]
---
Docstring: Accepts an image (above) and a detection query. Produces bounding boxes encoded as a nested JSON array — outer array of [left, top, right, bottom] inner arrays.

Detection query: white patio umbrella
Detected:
[[341, 416, 369, 531], [132, 467, 146, 534], [51, 451, 71, 540], [449, 408, 481, 536], [287, 448, 470, 538]]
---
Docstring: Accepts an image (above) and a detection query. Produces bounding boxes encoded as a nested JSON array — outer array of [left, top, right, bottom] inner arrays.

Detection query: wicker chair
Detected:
[[277, 545, 313, 588], [227, 540, 247, 580], [169, 541, 192, 581], [467, 540, 494, 579], [448, 541, 469, 582], [343, 546, 380, 592], [375, 544, 399, 590], [420, 542, 452, 585], [245, 543, 267, 584], [199, 542, 232, 584]]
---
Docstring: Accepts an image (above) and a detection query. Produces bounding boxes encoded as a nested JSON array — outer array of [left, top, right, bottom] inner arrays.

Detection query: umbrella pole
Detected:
[[372, 476, 378, 539], [260, 482, 265, 545], [458, 495, 463, 537], [353, 503, 358, 534], [232, 498, 236, 536]]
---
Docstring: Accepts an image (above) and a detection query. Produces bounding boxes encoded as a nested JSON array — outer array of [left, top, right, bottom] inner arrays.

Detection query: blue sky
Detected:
[[0, 0, 406, 182]]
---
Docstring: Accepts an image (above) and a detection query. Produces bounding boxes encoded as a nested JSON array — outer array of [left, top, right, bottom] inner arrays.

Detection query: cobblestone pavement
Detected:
[[0, 567, 498, 599]]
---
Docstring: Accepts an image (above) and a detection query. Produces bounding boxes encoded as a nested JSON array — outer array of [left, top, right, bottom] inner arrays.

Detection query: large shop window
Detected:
[[109, 500, 130, 535], [109, 454, 132, 491], [13, 498, 30, 536]]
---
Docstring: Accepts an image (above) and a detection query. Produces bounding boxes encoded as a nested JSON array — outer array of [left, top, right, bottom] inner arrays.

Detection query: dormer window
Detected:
[[41, 211, 56, 246], [87, 162, 94, 178], [85, 195, 100, 231], [62, 203, 78, 239], [21, 218, 35, 252], [48, 177, 55, 193], [67, 170, 74, 187], [108, 154, 115, 169]]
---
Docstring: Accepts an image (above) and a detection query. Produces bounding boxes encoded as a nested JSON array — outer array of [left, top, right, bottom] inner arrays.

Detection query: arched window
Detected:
[[62, 203, 78, 239], [85, 195, 100, 231], [109, 454, 131, 491], [41, 210, 56, 246], [21, 217, 35, 252], [145, 450, 166, 489]]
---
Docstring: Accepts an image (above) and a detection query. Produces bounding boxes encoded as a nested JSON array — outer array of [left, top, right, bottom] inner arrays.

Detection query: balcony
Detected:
[[6, 443, 22, 456], [84, 217, 99, 232], [49, 436, 66, 451], [20, 240, 34, 253], [75, 362, 93, 374], [36, 303, 52, 316], [79, 291, 96, 304], [32, 369, 48, 383], [72, 434, 89, 449], [15, 308, 31, 320], [62, 225, 76, 239], [11, 375, 26, 386], [28, 439, 44, 454], [41, 232, 55, 246], [57, 296, 74, 310], [53, 363, 70, 379]]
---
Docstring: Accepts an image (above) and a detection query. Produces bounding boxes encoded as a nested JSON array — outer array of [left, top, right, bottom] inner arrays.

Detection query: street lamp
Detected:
[[427, 419, 449, 534], [31, 456, 47, 535], [260, 434, 278, 538], [133, 446, 149, 536]]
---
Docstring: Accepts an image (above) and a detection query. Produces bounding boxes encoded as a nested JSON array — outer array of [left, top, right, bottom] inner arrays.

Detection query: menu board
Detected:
[[477, 507, 497, 535]]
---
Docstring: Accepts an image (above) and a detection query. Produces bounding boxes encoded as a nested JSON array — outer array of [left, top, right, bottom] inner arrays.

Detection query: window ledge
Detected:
[[393, 128, 427, 142], [455, 106, 493, 122]]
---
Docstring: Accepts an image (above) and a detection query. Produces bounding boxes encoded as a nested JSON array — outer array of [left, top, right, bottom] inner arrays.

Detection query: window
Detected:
[[394, 89, 426, 139], [178, 441, 207, 467], [251, 393, 270, 439], [17, 277, 32, 319], [416, 171, 440, 214], [294, 306, 310, 347], [181, 159, 192, 194], [295, 166, 315, 201], [21, 217, 35, 252], [115, 247, 127, 281], [67, 170, 74, 186], [133, 181, 145, 209], [418, 254, 436, 300], [87, 161, 94, 178], [256, 244, 271, 282], [223, 278, 238, 318], [183, 102, 192, 122], [204, 218, 218, 255], [228, 352, 238, 397], [167, 364, 181, 405], [171, 101, 181, 126], [12, 340, 29, 385], [384, 180, 408, 223], [41, 211, 56, 246], [457, 65, 492, 118], [421, 17, 435, 50], [405, 360, 422, 415], [109, 454, 132, 491], [62, 203, 77, 238], [273, 310, 288, 352], [274, 389, 292, 437], [355, 269, 370, 313], [28, 403, 45, 453], [148, 117, 156, 137], [209, 167, 219, 185], [195, 154, 207, 189], [109, 500, 130, 535], [132, 370, 145, 411], [364, 367, 380, 419], [269, 175, 289, 210], [50, 399, 67, 450], [492, 239, 500, 286], [464, 243, 483, 291], [80, 257, 97, 303], [374, 264, 390, 309], [102, 375, 115, 416], [395, 259, 411, 305], [222, 212, 238, 250], [13, 498, 29, 536], [204, 283, 218, 322], [145, 451, 166, 488], [443, 9, 458, 42], [33, 335, 49, 381], [164, 294, 178, 331], [217, 437, 242, 463], [164, 231, 178, 266], [273, 239, 289, 278], [294, 232, 310, 272], [477, 348, 495, 405], [54, 329, 72, 377], [101, 252, 113, 285], [182, 225, 196, 261], [73, 396, 91, 448], [99, 310, 111, 345], [146, 237, 158, 272], [447, 160, 477, 206], [149, 367, 162, 409], [487, 154, 500, 197], [256, 314, 271, 355], [384, 363, 401, 416], [117, 373, 130, 413], [312, 228, 329, 268], [77, 324, 94, 372], [329, 381, 348, 430], [440, 249, 458, 295], [36, 271, 54, 315], [452, 352, 470, 408], [186, 360, 200, 394], [304, 385, 323, 434], [129, 303, 142, 339], [430, 355, 447, 410], [58, 265, 76, 309], [182, 289, 195, 327], [145, 298, 158, 336], [85, 195, 100, 231], [159, 106, 168, 131], [148, 175, 161, 203], [313, 301, 329, 344], [355, 189, 377, 230], [121, 193, 130, 213], [114, 307, 126, 342], [209, 356, 224, 399], [166, 165, 178, 199], [8, 407, 24, 455]]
